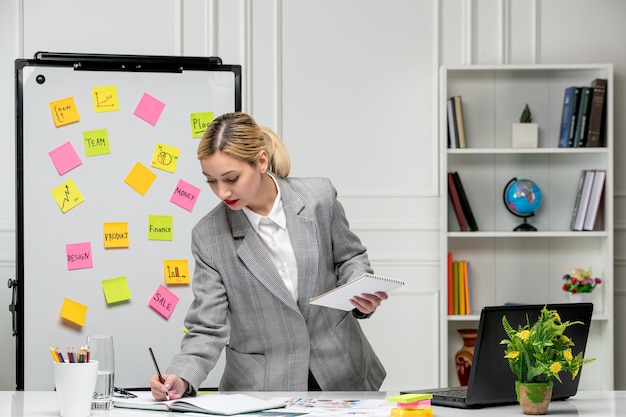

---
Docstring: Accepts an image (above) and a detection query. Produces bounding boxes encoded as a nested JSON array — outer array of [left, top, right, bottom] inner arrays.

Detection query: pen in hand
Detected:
[[149, 347, 170, 401]]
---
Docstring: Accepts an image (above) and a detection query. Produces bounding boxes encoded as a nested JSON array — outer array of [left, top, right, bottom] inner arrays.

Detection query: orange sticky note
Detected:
[[103, 222, 130, 248], [60, 298, 88, 327], [164, 259, 190, 284], [124, 162, 157, 196], [49, 97, 80, 127]]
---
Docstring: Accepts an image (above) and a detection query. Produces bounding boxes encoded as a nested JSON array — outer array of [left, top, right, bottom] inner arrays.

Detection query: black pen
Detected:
[[149, 347, 170, 401]]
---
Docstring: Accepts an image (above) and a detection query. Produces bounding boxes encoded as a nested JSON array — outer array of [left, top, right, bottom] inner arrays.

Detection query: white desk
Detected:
[[1, 391, 625, 416]]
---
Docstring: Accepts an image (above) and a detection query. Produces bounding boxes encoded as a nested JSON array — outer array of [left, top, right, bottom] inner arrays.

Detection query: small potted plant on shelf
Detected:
[[512, 103, 539, 148], [501, 305, 595, 415], [562, 266, 602, 303]]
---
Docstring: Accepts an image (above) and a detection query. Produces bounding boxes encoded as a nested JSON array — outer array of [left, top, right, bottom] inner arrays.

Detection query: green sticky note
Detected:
[[387, 393, 433, 402], [83, 128, 111, 157], [148, 215, 173, 241], [102, 276, 132, 304], [190, 111, 214, 138]]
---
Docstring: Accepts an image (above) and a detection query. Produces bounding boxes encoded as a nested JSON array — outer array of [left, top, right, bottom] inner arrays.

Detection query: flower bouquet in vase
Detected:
[[562, 267, 601, 303], [501, 306, 595, 415]]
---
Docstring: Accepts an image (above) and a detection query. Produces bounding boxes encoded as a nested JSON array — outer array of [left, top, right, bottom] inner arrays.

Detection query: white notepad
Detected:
[[309, 273, 405, 311]]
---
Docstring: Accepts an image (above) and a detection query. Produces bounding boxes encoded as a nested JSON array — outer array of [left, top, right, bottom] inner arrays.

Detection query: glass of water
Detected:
[[87, 334, 115, 411]]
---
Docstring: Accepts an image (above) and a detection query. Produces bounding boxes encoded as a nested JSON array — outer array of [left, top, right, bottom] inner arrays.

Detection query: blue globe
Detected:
[[504, 178, 542, 216]]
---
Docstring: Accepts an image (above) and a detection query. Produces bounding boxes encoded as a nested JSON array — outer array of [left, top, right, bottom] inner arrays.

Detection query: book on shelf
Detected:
[[558, 86, 581, 148], [448, 257, 471, 315], [583, 169, 606, 231], [447, 252, 454, 315], [570, 170, 595, 231], [565, 87, 582, 147], [453, 96, 467, 148], [447, 97, 459, 148], [573, 87, 593, 147], [448, 172, 468, 231], [451, 171, 478, 231], [586, 78, 608, 147]]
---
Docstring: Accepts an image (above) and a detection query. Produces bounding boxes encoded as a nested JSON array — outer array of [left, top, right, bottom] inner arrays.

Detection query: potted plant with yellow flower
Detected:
[[501, 306, 595, 415]]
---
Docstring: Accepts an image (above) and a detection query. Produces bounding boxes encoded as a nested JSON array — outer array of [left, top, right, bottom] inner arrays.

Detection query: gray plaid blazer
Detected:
[[166, 177, 386, 391]]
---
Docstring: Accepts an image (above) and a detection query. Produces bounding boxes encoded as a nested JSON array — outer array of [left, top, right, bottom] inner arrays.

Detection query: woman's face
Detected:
[[200, 150, 268, 211]]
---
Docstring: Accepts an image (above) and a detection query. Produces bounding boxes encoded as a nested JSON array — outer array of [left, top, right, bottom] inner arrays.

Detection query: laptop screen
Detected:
[[465, 303, 593, 407]]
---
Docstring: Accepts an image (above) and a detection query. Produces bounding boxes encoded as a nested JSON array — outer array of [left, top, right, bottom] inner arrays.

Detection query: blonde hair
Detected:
[[198, 112, 291, 178]]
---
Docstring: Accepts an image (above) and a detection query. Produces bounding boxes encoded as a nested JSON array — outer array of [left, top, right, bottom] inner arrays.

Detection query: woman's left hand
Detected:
[[350, 291, 388, 315]]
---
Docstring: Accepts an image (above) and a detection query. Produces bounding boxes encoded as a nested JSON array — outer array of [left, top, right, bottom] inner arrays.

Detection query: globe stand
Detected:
[[503, 177, 541, 232], [513, 215, 537, 232]]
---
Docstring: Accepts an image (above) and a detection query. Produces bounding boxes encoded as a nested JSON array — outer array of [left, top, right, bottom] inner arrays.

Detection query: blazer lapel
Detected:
[[229, 209, 300, 312], [278, 179, 320, 313]]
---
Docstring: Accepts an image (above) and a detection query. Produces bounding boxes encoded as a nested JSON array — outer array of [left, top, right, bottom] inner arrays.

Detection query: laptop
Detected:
[[402, 303, 593, 409]]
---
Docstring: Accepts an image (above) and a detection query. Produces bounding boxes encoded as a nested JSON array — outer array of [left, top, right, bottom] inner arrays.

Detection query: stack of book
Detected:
[[558, 78, 607, 148], [447, 95, 467, 148], [570, 169, 606, 231], [447, 171, 478, 231], [447, 253, 472, 315]]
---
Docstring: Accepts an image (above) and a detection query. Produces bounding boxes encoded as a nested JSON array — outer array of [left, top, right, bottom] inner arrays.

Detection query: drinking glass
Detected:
[[86, 335, 115, 411]]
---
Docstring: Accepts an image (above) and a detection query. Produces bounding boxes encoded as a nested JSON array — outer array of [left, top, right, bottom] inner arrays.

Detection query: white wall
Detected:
[[1, 0, 625, 391]]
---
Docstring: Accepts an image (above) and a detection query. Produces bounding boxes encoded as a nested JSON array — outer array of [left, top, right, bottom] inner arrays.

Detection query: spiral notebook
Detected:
[[309, 273, 405, 311]]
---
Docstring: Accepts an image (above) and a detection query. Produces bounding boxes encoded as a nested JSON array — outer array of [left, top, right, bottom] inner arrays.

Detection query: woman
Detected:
[[151, 112, 387, 398]]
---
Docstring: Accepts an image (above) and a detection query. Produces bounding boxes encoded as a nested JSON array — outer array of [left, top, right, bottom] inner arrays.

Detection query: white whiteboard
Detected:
[[16, 54, 241, 390]]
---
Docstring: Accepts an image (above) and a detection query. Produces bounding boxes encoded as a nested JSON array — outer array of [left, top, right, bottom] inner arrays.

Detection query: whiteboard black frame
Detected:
[[14, 52, 241, 390]]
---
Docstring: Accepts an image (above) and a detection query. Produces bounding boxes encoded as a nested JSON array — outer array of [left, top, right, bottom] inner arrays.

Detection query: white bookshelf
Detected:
[[439, 64, 614, 390]]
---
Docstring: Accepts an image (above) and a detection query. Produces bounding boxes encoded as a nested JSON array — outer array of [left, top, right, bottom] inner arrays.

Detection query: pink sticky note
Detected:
[[133, 93, 166, 126], [170, 179, 201, 212], [66, 242, 93, 270], [49, 141, 82, 175], [149, 285, 179, 319]]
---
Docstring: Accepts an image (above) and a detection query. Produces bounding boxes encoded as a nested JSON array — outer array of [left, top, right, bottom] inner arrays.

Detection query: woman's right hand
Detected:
[[150, 373, 187, 400]]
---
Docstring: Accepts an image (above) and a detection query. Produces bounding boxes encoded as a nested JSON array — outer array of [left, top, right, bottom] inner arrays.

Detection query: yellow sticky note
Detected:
[[60, 298, 88, 327], [164, 259, 190, 284], [103, 222, 130, 248], [151, 143, 180, 173], [83, 128, 111, 157], [190, 111, 214, 138], [92, 85, 120, 112], [102, 276, 132, 304], [124, 162, 157, 196], [49, 97, 80, 127], [148, 215, 173, 241], [51, 179, 85, 213]]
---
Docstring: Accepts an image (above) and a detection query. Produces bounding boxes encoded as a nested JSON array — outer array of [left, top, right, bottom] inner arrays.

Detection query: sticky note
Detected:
[[149, 285, 179, 319], [102, 276, 132, 304], [391, 409, 433, 417], [66, 242, 93, 270], [103, 222, 129, 248], [51, 179, 85, 213], [164, 259, 190, 284], [387, 394, 433, 403], [49, 141, 82, 175], [148, 215, 173, 241], [124, 162, 157, 196], [92, 85, 120, 112], [134, 92, 165, 126], [49, 97, 80, 127], [83, 128, 111, 157], [60, 298, 88, 327], [190, 111, 214, 138], [170, 179, 201, 212], [151, 142, 180, 173]]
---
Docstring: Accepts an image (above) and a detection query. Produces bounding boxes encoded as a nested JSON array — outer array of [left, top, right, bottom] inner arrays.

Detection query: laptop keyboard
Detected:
[[433, 389, 467, 398]]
